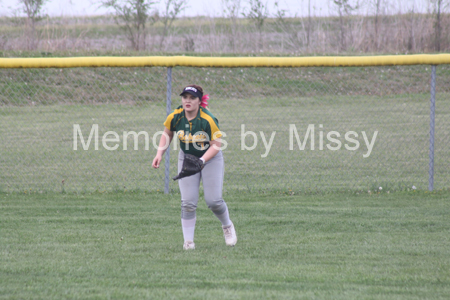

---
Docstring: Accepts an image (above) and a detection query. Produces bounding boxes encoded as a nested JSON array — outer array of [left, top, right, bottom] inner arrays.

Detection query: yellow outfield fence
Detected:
[[1, 54, 450, 69], [0, 55, 449, 193]]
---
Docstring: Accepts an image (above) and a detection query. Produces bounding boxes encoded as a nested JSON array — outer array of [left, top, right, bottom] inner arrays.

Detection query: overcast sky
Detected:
[[1, 0, 326, 17], [0, 0, 437, 18]]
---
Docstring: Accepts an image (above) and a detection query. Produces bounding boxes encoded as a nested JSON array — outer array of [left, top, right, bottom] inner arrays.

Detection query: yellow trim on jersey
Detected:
[[164, 107, 184, 130], [200, 110, 222, 140]]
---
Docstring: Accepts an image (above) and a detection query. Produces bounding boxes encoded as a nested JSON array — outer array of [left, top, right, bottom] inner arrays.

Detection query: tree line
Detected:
[[5, 0, 450, 53]]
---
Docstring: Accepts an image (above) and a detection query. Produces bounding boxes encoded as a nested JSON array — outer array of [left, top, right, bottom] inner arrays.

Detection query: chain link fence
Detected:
[[0, 61, 449, 193]]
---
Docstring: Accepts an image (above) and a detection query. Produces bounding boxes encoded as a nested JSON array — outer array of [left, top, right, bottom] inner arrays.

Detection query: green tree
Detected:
[[243, 0, 269, 50], [20, 0, 49, 50], [333, 0, 358, 51], [272, 1, 295, 51], [99, 0, 156, 51], [159, 0, 188, 51]]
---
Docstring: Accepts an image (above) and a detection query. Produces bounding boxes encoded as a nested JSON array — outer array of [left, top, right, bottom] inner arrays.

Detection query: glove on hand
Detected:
[[172, 154, 204, 181]]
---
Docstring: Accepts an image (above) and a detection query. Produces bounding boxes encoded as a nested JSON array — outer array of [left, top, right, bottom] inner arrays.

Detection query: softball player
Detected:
[[152, 84, 237, 250]]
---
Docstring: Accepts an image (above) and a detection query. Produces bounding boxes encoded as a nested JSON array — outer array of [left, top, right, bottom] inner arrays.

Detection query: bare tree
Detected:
[[273, 2, 311, 52], [222, 0, 242, 52], [333, 0, 358, 51], [273, 1, 288, 50], [242, 0, 269, 51], [430, 0, 449, 51], [407, 5, 416, 52], [368, 0, 383, 51], [159, 0, 188, 51], [273, 2, 287, 25], [307, 0, 311, 48], [19, 0, 49, 50], [98, 0, 156, 51]]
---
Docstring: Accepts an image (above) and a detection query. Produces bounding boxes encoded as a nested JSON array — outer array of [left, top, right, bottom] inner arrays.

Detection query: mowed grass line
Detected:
[[1, 191, 449, 299]]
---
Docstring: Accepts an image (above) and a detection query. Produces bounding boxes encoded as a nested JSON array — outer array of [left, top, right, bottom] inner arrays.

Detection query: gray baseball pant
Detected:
[[178, 150, 228, 220]]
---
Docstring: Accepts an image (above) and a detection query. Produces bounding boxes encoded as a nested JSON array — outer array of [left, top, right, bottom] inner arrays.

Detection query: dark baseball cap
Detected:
[[180, 86, 203, 100]]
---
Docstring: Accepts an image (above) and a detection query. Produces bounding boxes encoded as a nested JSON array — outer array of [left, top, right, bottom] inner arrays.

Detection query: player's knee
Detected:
[[181, 201, 197, 212], [206, 198, 225, 214]]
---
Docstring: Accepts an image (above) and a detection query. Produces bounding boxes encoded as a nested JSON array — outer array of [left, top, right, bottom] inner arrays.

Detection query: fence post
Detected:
[[165, 67, 172, 194], [428, 65, 436, 191]]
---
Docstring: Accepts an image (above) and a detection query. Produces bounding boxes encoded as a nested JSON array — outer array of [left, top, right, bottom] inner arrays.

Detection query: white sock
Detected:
[[216, 209, 232, 227], [181, 218, 196, 242]]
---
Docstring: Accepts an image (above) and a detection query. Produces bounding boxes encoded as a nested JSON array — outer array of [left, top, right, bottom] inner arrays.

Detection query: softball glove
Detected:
[[172, 154, 204, 180]]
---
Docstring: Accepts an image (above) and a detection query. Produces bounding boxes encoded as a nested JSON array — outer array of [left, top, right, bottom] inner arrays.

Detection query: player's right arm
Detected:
[[152, 127, 174, 169]]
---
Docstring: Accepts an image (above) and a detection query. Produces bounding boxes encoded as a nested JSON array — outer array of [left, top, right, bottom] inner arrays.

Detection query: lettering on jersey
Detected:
[[176, 130, 209, 143], [177, 130, 210, 150]]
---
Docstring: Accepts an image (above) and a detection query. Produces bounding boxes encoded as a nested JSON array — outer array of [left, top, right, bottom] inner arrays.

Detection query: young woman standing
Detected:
[[152, 84, 237, 250]]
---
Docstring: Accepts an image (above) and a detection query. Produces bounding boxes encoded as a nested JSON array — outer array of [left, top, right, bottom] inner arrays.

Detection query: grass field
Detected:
[[1, 65, 450, 193], [1, 191, 449, 299]]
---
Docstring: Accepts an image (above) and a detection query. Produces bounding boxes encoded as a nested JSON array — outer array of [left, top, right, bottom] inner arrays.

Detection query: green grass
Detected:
[[1, 191, 449, 299], [0, 66, 449, 193], [1, 66, 450, 106]]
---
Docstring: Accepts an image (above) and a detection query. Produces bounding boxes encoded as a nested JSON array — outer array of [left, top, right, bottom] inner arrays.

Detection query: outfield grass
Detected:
[[1, 66, 449, 193], [1, 95, 449, 193], [1, 191, 449, 299]]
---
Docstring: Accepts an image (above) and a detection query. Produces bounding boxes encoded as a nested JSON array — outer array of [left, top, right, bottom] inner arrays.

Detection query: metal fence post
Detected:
[[428, 65, 436, 191], [164, 67, 172, 194]]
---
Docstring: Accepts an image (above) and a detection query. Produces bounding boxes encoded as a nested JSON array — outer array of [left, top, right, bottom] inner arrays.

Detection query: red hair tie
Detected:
[[201, 94, 209, 108]]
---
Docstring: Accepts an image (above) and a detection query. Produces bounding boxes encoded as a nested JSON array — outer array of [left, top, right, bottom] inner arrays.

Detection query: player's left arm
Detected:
[[201, 138, 221, 163]]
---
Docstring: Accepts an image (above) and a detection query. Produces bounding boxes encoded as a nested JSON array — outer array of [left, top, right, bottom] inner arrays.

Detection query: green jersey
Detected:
[[164, 105, 222, 157]]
